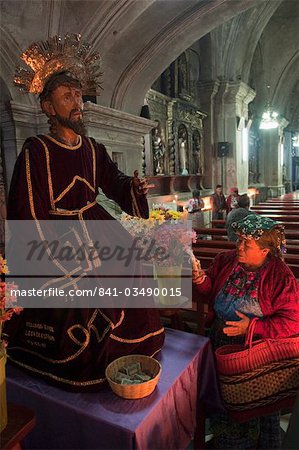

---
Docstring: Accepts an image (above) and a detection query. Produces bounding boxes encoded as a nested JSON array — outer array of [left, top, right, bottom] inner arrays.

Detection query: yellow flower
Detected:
[[0, 257, 8, 275], [149, 208, 183, 222]]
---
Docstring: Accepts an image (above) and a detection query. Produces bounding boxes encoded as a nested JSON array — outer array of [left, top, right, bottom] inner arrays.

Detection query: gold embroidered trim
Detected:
[[54, 176, 95, 204], [40, 272, 83, 292], [130, 181, 142, 218], [110, 327, 165, 343], [35, 136, 55, 210], [10, 316, 91, 365], [87, 309, 112, 344], [25, 148, 36, 218], [7, 356, 106, 386], [90, 324, 110, 343], [87, 137, 96, 189], [87, 309, 98, 327], [25, 148, 68, 275], [68, 325, 90, 346], [79, 200, 97, 213], [77, 213, 101, 268], [10, 310, 117, 365], [45, 134, 82, 150], [98, 309, 125, 330], [49, 204, 101, 268], [49, 201, 97, 216], [113, 310, 125, 330]]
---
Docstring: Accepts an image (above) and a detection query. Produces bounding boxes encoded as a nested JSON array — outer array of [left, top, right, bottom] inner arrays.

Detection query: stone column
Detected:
[[198, 81, 255, 194], [283, 131, 293, 192], [260, 117, 289, 197], [216, 81, 255, 194], [197, 81, 220, 189]]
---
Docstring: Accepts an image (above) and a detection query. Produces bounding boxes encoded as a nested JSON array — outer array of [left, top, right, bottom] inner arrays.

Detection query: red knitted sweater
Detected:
[[195, 250, 299, 338]]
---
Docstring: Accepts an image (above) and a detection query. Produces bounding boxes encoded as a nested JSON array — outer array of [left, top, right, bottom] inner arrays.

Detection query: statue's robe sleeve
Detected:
[[92, 138, 149, 218]]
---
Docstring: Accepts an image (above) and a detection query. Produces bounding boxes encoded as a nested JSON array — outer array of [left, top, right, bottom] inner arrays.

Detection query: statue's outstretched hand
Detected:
[[132, 170, 155, 196]]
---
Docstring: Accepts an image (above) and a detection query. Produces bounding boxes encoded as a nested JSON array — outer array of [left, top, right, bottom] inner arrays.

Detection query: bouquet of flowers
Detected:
[[0, 255, 22, 349], [121, 204, 195, 267]]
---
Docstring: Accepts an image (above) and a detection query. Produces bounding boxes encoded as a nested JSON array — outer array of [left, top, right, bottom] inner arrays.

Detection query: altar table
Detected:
[[7, 328, 223, 450]]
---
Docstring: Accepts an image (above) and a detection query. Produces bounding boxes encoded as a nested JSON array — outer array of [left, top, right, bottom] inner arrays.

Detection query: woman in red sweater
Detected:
[[193, 214, 299, 449]]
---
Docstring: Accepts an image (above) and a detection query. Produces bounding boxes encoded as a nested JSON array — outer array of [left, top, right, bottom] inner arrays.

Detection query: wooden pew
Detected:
[[194, 227, 299, 240], [212, 218, 299, 229], [193, 246, 299, 265], [194, 240, 235, 249], [253, 215, 299, 225], [251, 208, 299, 215], [211, 220, 226, 227], [256, 203, 299, 209], [193, 250, 299, 279], [194, 227, 228, 237], [267, 199, 299, 201], [193, 241, 299, 254], [258, 200, 299, 203], [193, 252, 299, 278]]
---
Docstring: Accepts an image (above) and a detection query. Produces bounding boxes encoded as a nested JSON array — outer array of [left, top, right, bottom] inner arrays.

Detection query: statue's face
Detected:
[[42, 84, 85, 135], [47, 85, 83, 121]]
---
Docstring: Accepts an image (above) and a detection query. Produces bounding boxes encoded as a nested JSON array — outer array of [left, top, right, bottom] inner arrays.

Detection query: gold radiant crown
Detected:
[[14, 33, 102, 95]]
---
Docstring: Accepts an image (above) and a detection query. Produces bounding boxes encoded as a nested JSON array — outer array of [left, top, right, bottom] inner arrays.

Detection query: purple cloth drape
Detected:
[[7, 328, 223, 450]]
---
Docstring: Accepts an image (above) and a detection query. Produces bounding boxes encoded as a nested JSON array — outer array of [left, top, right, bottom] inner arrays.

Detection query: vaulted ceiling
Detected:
[[0, 0, 298, 130]]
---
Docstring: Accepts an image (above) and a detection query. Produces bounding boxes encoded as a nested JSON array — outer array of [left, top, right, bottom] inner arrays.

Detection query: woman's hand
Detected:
[[192, 255, 206, 284], [223, 311, 250, 336]]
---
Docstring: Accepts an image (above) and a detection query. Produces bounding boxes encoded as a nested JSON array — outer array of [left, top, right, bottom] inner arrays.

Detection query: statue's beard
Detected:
[[50, 110, 86, 136]]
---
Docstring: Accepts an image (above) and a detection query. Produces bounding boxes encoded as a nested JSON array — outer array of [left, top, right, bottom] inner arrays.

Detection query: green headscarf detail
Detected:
[[231, 214, 284, 240]]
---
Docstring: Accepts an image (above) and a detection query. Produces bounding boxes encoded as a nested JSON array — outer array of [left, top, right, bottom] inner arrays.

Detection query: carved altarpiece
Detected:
[[145, 89, 206, 194]]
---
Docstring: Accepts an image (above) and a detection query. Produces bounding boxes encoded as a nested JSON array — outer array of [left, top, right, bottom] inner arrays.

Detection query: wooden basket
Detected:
[[105, 355, 161, 399]]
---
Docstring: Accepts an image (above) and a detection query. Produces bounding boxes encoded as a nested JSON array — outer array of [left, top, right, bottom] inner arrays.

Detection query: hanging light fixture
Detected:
[[259, 85, 279, 130]]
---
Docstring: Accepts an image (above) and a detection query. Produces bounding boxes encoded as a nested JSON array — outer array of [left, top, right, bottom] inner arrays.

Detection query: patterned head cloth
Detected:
[[232, 214, 286, 255]]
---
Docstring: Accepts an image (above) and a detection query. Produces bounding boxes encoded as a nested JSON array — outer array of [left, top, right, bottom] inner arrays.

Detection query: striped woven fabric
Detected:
[[219, 358, 299, 408]]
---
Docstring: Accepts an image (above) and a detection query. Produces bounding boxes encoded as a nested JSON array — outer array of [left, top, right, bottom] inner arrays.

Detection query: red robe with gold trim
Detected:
[[5, 134, 165, 391]]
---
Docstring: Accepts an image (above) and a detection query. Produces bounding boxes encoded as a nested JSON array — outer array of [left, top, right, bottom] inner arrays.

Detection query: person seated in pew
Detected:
[[226, 187, 239, 214], [192, 214, 299, 450], [226, 194, 251, 242], [185, 189, 205, 229]]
